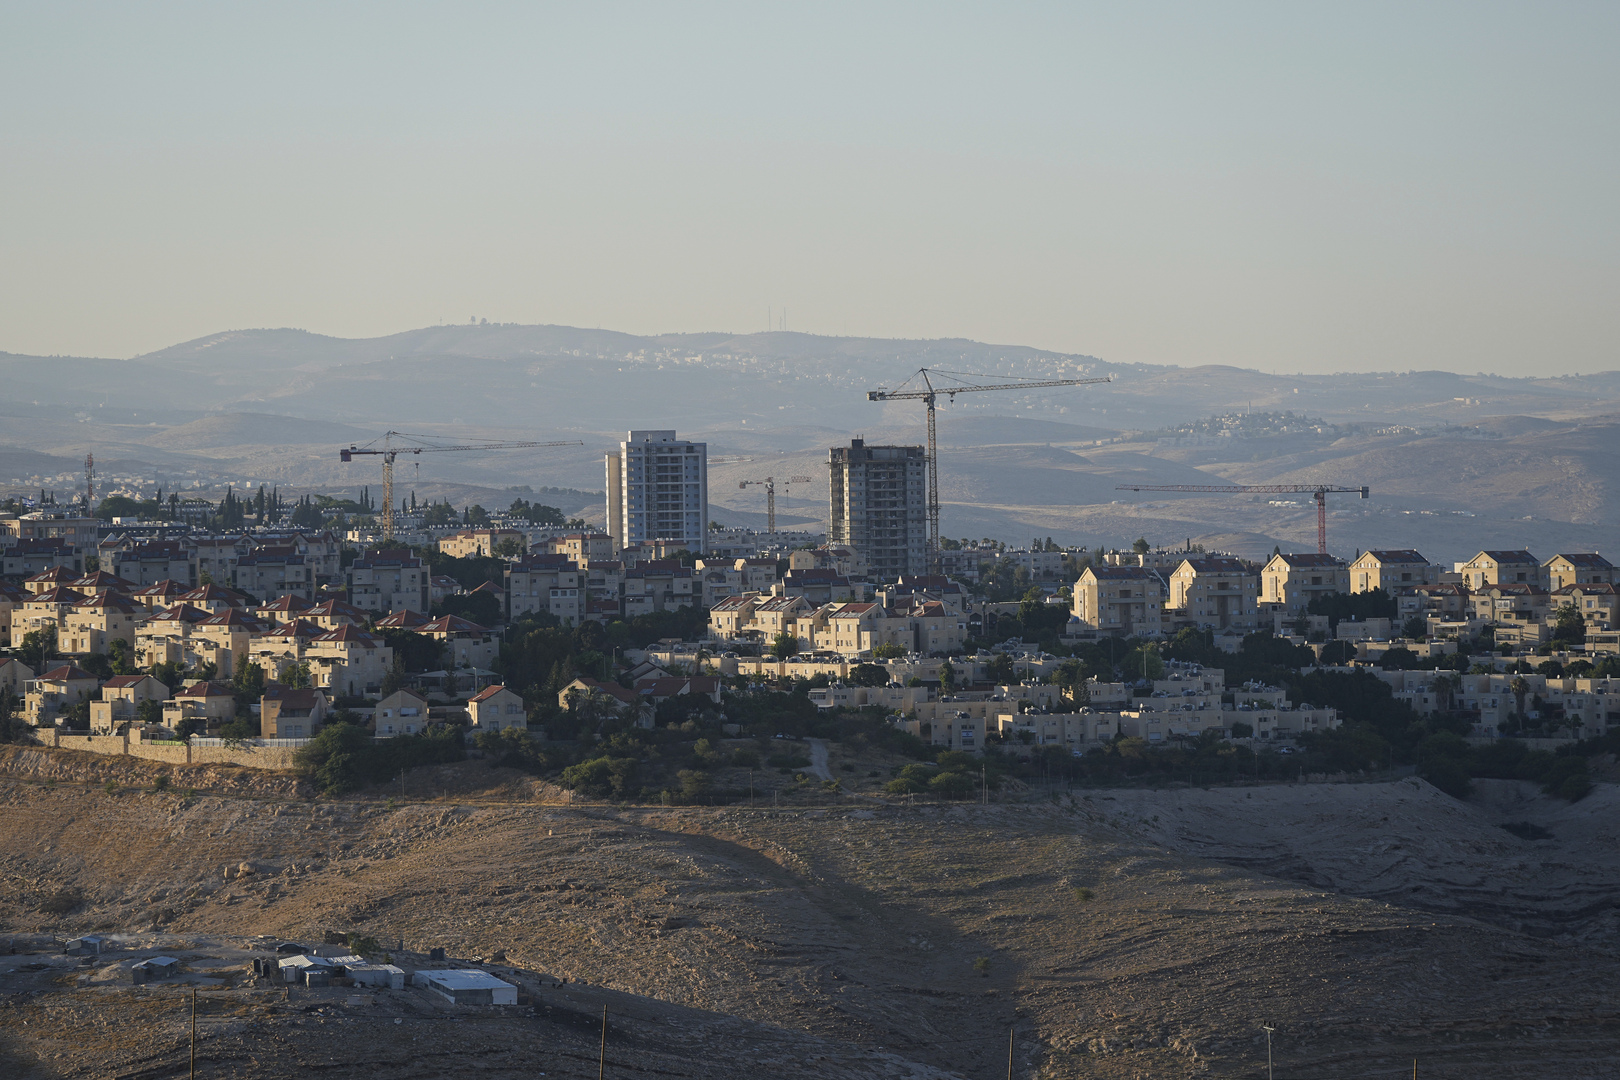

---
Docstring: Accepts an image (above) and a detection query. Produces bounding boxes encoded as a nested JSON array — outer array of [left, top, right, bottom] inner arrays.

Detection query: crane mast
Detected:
[[1114, 483, 1370, 554], [340, 430, 582, 542], [868, 369, 1110, 570], [738, 475, 814, 534]]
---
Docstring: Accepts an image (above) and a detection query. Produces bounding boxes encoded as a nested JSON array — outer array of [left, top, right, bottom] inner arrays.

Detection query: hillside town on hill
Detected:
[[1, 430, 1616, 796]]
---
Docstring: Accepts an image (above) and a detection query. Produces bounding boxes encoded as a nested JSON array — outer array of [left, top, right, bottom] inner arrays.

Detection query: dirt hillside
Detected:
[[1, 753, 1617, 1078]]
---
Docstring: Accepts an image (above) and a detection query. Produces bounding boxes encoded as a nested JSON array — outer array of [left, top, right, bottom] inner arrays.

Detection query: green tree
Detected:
[[937, 659, 955, 692], [17, 626, 57, 672], [492, 536, 526, 559], [0, 689, 29, 744], [850, 663, 889, 687], [106, 638, 135, 676], [1552, 603, 1586, 646], [233, 660, 267, 704], [771, 631, 799, 660], [870, 642, 906, 660]]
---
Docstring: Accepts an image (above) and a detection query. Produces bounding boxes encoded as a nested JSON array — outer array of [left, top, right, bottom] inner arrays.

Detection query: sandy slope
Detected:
[[1, 758, 1618, 1078]]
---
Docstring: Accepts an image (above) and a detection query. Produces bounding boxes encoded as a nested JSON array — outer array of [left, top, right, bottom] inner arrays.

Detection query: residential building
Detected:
[[419, 614, 498, 669], [0, 657, 31, 695], [255, 594, 315, 625], [0, 580, 22, 648], [22, 567, 76, 596], [623, 561, 697, 617], [259, 685, 329, 739], [708, 593, 764, 641], [1555, 583, 1620, 630], [1543, 553, 1615, 590], [374, 688, 430, 736], [68, 571, 136, 597], [60, 593, 143, 655], [1, 538, 83, 579], [547, 532, 616, 564], [505, 553, 583, 624], [193, 535, 254, 584], [558, 676, 650, 726], [304, 599, 369, 631], [1349, 549, 1442, 592], [468, 685, 526, 732], [438, 528, 527, 559], [1168, 557, 1258, 630], [232, 550, 313, 602], [606, 430, 709, 554], [1458, 550, 1540, 590], [1071, 566, 1164, 636], [89, 674, 170, 734], [4, 512, 99, 549], [130, 580, 187, 611], [347, 549, 429, 614], [111, 540, 197, 588], [134, 604, 211, 670], [162, 681, 238, 733], [1260, 553, 1349, 613], [827, 439, 927, 579], [306, 626, 393, 698], [779, 568, 858, 605], [23, 664, 101, 726]]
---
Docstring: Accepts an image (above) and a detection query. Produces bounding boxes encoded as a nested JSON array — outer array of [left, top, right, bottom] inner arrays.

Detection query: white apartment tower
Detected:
[[606, 430, 709, 554], [828, 439, 927, 579]]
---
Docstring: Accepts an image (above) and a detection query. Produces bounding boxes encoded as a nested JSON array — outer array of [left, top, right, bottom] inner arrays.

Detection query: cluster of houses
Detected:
[[1072, 547, 1620, 648]]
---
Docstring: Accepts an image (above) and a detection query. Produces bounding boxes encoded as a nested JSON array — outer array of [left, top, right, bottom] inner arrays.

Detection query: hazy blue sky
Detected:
[[2, 2, 1615, 373]]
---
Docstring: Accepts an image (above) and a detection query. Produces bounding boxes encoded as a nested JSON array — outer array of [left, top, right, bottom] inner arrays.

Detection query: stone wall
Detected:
[[32, 729, 299, 771]]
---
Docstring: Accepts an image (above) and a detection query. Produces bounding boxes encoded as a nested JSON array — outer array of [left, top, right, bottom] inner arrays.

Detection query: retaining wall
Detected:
[[33, 729, 298, 771]]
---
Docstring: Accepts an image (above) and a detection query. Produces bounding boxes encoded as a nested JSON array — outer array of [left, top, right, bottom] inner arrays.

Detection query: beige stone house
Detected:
[[468, 684, 526, 732], [1072, 566, 1164, 636], [90, 674, 170, 734], [1543, 553, 1615, 591], [374, 688, 430, 736], [24, 663, 101, 726], [1168, 557, 1257, 630], [439, 529, 527, 559], [1348, 549, 1440, 592], [1458, 550, 1540, 590], [259, 685, 329, 739], [163, 680, 238, 733], [1260, 553, 1349, 613]]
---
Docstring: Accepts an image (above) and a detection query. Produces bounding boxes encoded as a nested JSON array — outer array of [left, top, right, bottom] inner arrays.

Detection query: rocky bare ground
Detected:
[[1, 753, 1618, 1078]]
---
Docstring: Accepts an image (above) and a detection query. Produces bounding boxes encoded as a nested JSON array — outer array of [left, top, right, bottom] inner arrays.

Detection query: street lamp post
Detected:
[[1261, 1025, 1276, 1080]]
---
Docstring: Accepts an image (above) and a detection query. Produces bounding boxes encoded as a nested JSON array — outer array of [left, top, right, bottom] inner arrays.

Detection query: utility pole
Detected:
[[598, 1004, 608, 1080], [1261, 1025, 1275, 1080], [190, 988, 197, 1079], [1006, 1023, 1015, 1080]]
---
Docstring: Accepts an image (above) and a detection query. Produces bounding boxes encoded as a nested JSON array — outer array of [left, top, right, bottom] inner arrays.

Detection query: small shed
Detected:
[[413, 969, 518, 1005], [347, 964, 406, 990], [133, 956, 180, 983], [66, 935, 106, 957], [278, 954, 333, 984]]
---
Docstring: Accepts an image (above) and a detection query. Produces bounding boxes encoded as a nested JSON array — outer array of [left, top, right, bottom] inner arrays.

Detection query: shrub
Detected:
[[972, 956, 991, 977], [1072, 887, 1095, 902], [152, 775, 171, 792], [928, 771, 975, 799]]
